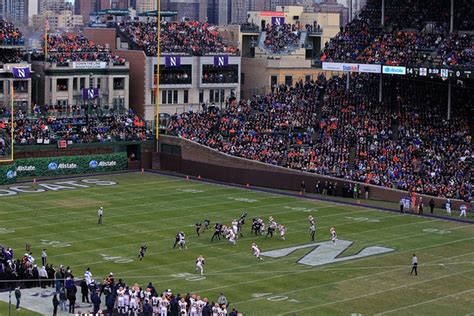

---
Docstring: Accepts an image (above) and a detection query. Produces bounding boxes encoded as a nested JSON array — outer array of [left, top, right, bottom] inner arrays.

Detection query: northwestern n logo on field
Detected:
[[261, 240, 395, 267]]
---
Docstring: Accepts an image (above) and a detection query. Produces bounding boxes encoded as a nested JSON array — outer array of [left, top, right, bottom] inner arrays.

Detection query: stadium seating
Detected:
[[263, 23, 302, 54], [117, 20, 238, 56], [0, 19, 23, 46], [0, 112, 152, 146], [320, 0, 473, 66], [39, 34, 125, 65], [167, 74, 472, 200]]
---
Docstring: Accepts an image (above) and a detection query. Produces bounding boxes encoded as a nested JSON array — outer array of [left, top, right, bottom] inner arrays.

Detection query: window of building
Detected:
[[173, 90, 178, 104], [80, 78, 85, 90], [113, 78, 125, 90], [285, 75, 293, 87], [162, 90, 167, 104], [97, 78, 101, 89], [73, 78, 78, 91], [0, 81, 3, 94], [167, 90, 172, 104], [270, 75, 278, 88], [183, 90, 189, 104], [220, 89, 225, 103], [305, 75, 311, 82], [209, 90, 214, 103], [199, 90, 204, 103], [56, 78, 68, 92]]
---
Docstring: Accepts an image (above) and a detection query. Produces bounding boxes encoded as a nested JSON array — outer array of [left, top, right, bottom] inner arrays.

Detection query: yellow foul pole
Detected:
[[155, 0, 161, 141]]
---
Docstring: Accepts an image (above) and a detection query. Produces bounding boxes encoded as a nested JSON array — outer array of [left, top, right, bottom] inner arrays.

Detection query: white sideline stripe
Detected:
[[374, 288, 474, 315], [230, 250, 474, 307], [281, 268, 474, 315]]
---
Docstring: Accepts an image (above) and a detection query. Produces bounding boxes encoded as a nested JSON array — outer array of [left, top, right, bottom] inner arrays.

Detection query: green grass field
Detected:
[[1, 172, 474, 315]]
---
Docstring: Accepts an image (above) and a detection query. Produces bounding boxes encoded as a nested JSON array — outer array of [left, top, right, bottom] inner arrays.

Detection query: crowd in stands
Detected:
[[263, 23, 301, 54], [39, 34, 125, 65], [167, 74, 472, 200], [0, 247, 238, 315], [0, 19, 23, 46], [0, 111, 152, 145], [320, 0, 473, 66], [118, 20, 238, 56]]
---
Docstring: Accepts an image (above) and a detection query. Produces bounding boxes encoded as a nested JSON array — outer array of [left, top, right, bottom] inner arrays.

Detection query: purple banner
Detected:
[[82, 88, 99, 100], [271, 17, 285, 26], [165, 56, 181, 67], [213, 55, 229, 67], [11, 67, 31, 78]]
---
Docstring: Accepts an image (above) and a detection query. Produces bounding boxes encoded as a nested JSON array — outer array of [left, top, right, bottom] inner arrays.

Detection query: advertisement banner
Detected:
[[0, 163, 16, 185], [14, 153, 127, 178], [72, 61, 107, 69], [382, 66, 406, 75], [261, 11, 285, 17], [323, 62, 381, 73], [359, 64, 381, 73]]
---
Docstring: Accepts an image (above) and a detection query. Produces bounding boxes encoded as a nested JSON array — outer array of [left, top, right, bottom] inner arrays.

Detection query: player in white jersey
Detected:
[[278, 224, 286, 240], [446, 199, 452, 215], [227, 229, 236, 245], [152, 295, 160, 315], [159, 295, 170, 316], [218, 305, 227, 316], [212, 303, 221, 316], [129, 290, 139, 316], [179, 297, 188, 316], [196, 296, 205, 316], [251, 243, 264, 261], [231, 220, 238, 236], [117, 287, 126, 314], [189, 294, 198, 316], [178, 232, 187, 250], [196, 255, 205, 275], [308, 215, 315, 226], [330, 227, 337, 245], [123, 288, 130, 314], [459, 204, 467, 218]]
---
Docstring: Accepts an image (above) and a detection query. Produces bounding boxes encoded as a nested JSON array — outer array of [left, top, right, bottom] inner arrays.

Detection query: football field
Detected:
[[1, 172, 474, 315]]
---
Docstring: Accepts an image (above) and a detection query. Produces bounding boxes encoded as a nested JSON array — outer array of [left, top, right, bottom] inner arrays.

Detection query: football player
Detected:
[[251, 242, 264, 261], [278, 224, 286, 240], [178, 232, 187, 250], [330, 227, 337, 245], [138, 245, 147, 261], [179, 297, 188, 316], [195, 255, 205, 275]]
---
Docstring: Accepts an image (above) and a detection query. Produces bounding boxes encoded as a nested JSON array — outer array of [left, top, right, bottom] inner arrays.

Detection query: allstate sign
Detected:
[[89, 160, 98, 169], [48, 162, 58, 171], [383, 66, 406, 75]]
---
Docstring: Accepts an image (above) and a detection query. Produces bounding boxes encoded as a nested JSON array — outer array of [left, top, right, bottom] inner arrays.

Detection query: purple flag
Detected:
[[82, 88, 99, 100], [271, 17, 285, 26], [12, 67, 31, 78], [165, 56, 181, 67], [213, 55, 229, 67]]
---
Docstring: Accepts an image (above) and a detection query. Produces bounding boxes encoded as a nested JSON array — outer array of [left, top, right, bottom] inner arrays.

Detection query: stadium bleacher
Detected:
[[117, 20, 238, 56], [320, 0, 473, 66], [167, 74, 472, 200]]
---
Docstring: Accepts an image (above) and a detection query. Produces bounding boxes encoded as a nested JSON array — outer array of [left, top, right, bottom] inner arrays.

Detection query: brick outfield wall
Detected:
[[158, 135, 467, 209]]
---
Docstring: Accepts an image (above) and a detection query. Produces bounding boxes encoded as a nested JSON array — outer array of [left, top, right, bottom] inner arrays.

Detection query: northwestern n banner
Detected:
[[213, 55, 229, 67], [82, 88, 99, 100], [15, 152, 127, 178], [271, 17, 285, 26], [165, 56, 181, 67], [11, 67, 31, 78]]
